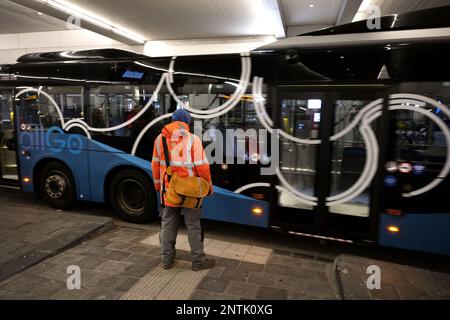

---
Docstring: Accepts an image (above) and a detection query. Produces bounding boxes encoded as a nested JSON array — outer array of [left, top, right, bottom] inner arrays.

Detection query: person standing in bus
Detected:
[[151, 109, 215, 271]]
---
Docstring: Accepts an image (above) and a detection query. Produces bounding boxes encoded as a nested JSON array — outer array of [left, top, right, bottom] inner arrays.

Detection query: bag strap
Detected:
[[160, 136, 171, 208], [162, 136, 172, 182], [189, 134, 199, 177]]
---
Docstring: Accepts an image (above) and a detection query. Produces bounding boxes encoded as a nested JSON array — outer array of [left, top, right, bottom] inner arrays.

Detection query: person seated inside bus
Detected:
[[91, 107, 107, 129], [127, 104, 162, 140], [127, 104, 145, 138], [63, 106, 82, 120]]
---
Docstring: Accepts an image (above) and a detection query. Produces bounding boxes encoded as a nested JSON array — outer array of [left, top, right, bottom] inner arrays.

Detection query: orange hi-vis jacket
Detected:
[[151, 121, 213, 207]]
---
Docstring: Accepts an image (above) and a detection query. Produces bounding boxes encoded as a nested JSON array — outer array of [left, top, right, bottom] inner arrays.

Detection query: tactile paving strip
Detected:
[[120, 260, 208, 300], [140, 233, 272, 265]]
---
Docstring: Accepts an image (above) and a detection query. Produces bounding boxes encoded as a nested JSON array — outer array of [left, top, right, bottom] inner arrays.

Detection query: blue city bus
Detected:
[[1, 8, 450, 255]]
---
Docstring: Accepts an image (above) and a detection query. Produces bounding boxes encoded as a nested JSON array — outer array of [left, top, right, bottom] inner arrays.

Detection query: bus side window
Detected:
[[18, 86, 84, 132], [19, 93, 59, 130]]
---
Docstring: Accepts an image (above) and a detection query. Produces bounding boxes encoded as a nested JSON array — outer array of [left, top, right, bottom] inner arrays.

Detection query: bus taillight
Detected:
[[387, 225, 400, 233], [386, 209, 403, 216], [252, 207, 263, 216]]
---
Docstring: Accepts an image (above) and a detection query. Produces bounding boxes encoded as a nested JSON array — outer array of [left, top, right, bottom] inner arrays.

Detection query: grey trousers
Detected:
[[160, 206, 205, 266]]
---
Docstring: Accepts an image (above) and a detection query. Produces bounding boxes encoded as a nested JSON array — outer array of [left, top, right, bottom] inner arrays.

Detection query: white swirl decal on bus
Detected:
[[14, 56, 450, 206], [249, 76, 450, 206]]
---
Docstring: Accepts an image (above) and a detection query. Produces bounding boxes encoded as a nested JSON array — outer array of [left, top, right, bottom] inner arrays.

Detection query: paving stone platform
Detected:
[[2, 221, 449, 300], [0, 226, 340, 300], [2, 188, 450, 300], [336, 254, 450, 300], [0, 199, 113, 283]]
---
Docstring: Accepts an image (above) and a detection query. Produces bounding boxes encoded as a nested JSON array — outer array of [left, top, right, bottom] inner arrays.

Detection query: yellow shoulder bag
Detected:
[[161, 136, 210, 208]]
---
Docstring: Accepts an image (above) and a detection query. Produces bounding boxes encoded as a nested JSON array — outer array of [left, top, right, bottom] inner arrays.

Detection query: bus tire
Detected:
[[39, 161, 76, 210], [109, 169, 156, 224]]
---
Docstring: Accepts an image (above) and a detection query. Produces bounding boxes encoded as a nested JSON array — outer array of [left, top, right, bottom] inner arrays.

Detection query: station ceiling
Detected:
[[2, 0, 450, 41], [0, 0, 67, 33]]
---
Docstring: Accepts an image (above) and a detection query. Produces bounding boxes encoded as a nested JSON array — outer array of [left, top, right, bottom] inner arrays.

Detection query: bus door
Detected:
[[0, 89, 19, 185], [272, 86, 389, 241]]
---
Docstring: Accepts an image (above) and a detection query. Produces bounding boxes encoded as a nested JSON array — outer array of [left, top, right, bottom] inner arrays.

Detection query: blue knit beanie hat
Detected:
[[172, 108, 192, 125]]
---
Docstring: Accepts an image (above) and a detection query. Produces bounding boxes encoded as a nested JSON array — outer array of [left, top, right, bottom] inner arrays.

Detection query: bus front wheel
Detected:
[[39, 161, 77, 210], [109, 169, 156, 224]]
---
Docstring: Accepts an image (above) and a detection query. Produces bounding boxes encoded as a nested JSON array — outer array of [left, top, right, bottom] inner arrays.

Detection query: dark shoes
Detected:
[[192, 259, 216, 271], [162, 258, 216, 271], [162, 260, 175, 270]]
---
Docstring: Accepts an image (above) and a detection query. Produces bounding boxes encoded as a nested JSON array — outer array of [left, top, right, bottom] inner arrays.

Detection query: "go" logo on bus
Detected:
[[46, 126, 83, 155]]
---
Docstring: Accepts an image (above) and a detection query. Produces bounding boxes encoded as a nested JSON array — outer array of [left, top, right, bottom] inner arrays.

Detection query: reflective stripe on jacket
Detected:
[[151, 121, 213, 207]]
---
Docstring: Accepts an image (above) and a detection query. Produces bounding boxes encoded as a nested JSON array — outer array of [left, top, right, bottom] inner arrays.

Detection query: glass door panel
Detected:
[[274, 87, 387, 236], [0, 90, 18, 181], [329, 93, 383, 218], [278, 94, 324, 211]]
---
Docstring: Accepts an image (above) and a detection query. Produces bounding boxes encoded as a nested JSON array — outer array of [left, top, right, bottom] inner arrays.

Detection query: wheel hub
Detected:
[[45, 173, 67, 199], [117, 179, 146, 216]]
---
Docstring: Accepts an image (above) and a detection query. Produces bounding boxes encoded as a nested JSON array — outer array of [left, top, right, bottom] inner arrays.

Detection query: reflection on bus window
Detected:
[[174, 78, 267, 162], [390, 82, 450, 192], [87, 85, 164, 138]]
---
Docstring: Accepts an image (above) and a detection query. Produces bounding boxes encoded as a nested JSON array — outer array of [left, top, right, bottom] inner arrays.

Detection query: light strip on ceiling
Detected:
[[353, 0, 381, 22], [34, 0, 146, 44], [250, 0, 286, 38], [144, 36, 276, 57]]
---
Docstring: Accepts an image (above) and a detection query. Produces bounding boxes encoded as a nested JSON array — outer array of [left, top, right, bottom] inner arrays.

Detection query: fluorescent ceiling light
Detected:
[[34, 0, 146, 44], [308, 99, 322, 109]]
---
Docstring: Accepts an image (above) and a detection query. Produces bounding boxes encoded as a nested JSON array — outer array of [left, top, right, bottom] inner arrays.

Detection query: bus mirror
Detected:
[[6, 138, 16, 151]]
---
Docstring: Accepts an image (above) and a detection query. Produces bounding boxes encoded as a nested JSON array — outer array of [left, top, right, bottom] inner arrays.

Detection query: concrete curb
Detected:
[[0, 219, 115, 282], [334, 253, 450, 300], [333, 257, 345, 300], [334, 254, 373, 300]]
